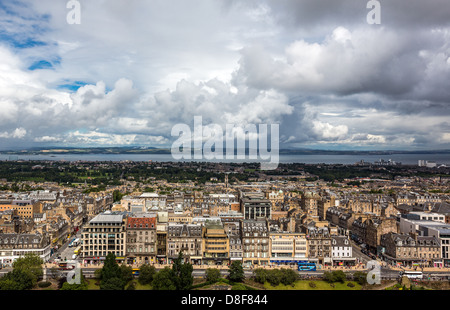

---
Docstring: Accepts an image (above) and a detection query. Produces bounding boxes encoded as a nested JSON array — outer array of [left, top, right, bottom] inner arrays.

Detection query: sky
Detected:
[[0, 0, 450, 151]]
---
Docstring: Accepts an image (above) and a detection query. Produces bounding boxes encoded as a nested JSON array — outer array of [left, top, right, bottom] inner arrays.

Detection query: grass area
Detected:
[[264, 280, 362, 290], [127, 280, 152, 290], [85, 279, 152, 290], [86, 279, 100, 290]]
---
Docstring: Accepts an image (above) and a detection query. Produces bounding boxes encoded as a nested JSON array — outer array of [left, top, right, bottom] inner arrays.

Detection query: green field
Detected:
[[264, 280, 362, 290], [85, 279, 152, 290]]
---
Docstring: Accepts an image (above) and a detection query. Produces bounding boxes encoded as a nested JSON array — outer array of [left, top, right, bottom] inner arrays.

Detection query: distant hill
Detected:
[[1, 146, 449, 156]]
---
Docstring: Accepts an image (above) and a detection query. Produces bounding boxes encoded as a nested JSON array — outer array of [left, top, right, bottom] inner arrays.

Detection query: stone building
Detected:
[[307, 227, 332, 266], [0, 231, 51, 267], [365, 217, 398, 253], [380, 232, 441, 267], [241, 218, 270, 266], [167, 222, 202, 265], [126, 215, 157, 264], [202, 221, 229, 265]]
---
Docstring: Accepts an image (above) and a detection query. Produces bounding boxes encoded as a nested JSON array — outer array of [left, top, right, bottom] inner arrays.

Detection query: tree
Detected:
[[323, 271, 334, 283], [152, 267, 176, 290], [120, 264, 133, 284], [0, 279, 21, 290], [353, 271, 368, 285], [228, 261, 245, 283], [172, 251, 193, 290], [101, 277, 126, 290], [332, 270, 346, 283], [0, 269, 34, 290], [100, 253, 124, 290], [253, 268, 269, 284], [13, 253, 43, 285], [205, 268, 221, 283], [138, 264, 156, 285], [280, 268, 298, 286], [266, 269, 282, 286], [323, 270, 346, 283], [113, 190, 124, 202]]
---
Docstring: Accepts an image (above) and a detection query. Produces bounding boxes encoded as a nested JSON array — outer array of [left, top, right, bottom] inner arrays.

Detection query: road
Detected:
[[1, 233, 449, 282], [2, 263, 450, 282]]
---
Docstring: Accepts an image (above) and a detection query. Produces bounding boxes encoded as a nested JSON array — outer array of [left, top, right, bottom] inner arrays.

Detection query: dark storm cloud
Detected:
[[266, 0, 450, 30]]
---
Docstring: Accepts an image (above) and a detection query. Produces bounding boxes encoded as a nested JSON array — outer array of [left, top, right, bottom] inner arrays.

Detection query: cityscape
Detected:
[[0, 0, 450, 304], [0, 158, 449, 294]]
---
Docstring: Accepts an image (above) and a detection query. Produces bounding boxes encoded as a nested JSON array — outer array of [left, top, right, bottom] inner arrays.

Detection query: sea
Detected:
[[1, 153, 449, 166]]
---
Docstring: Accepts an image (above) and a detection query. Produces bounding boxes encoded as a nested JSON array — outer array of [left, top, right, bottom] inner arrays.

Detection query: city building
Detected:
[[126, 215, 157, 264], [307, 227, 332, 266], [365, 217, 398, 254], [80, 212, 127, 264], [202, 221, 230, 265], [167, 223, 202, 264], [0, 232, 51, 267], [240, 195, 272, 220], [269, 232, 308, 265], [331, 235, 355, 266], [242, 219, 270, 266], [380, 232, 441, 267]]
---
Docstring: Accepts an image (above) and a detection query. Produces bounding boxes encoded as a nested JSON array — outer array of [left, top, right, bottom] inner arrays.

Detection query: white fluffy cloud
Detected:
[[1, 0, 450, 151]]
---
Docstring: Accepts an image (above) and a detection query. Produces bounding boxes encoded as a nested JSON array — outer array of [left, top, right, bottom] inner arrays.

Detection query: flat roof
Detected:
[[90, 214, 124, 224]]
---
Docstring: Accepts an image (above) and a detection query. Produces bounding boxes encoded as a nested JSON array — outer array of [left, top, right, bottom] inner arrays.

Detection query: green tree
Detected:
[[205, 268, 221, 283], [353, 271, 368, 285], [280, 268, 298, 286], [120, 264, 133, 284], [228, 261, 245, 283], [113, 190, 124, 202], [152, 267, 176, 290], [323, 270, 346, 283], [13, 253, 43, 285], [323, 271, 334, 283], [172, 252, 193, 290], [0, 279, 21, 290], [0, 269, 34, 290], [253, 268, 268, 284], [266, 269, 282, 286], [101, 277, 126, 290], [138, 264, 156, 285], [100, 253, 124, 290]]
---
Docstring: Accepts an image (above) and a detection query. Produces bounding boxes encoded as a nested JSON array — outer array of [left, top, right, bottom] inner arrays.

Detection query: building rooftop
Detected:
[[90, 213, 124, 224]]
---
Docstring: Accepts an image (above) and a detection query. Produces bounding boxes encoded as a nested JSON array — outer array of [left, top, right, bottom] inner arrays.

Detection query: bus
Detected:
[[400, 271, 423, 279], [58, 262, 75, 270], [298, 262, 316, 271], [132, 268, 140, 276], [73, 245, 81, 256]]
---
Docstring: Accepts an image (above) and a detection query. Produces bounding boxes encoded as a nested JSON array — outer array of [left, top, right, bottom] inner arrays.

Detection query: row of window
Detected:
[[127, 247, 155, 253], [84, 233, 124, 238]]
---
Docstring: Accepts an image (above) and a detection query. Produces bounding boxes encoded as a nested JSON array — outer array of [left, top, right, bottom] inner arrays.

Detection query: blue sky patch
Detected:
[[57, 81, 89, 92]]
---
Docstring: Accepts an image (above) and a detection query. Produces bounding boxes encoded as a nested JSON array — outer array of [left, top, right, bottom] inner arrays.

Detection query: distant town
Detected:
[[0, 159, 449, 291]]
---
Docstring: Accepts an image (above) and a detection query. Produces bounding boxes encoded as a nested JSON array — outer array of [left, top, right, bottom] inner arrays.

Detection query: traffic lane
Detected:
[[350, 242, 373, 264]]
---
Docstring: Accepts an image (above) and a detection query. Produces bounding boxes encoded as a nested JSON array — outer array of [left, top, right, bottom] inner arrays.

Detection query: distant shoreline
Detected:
[[1, 147, 450, 156]]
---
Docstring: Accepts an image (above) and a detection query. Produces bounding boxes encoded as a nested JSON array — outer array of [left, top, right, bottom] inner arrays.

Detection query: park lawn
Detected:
[[86, 279, 100, 290], [85, 279, 152, 290], [264, 280, 362, 290], [128, 280, 152, 290]]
